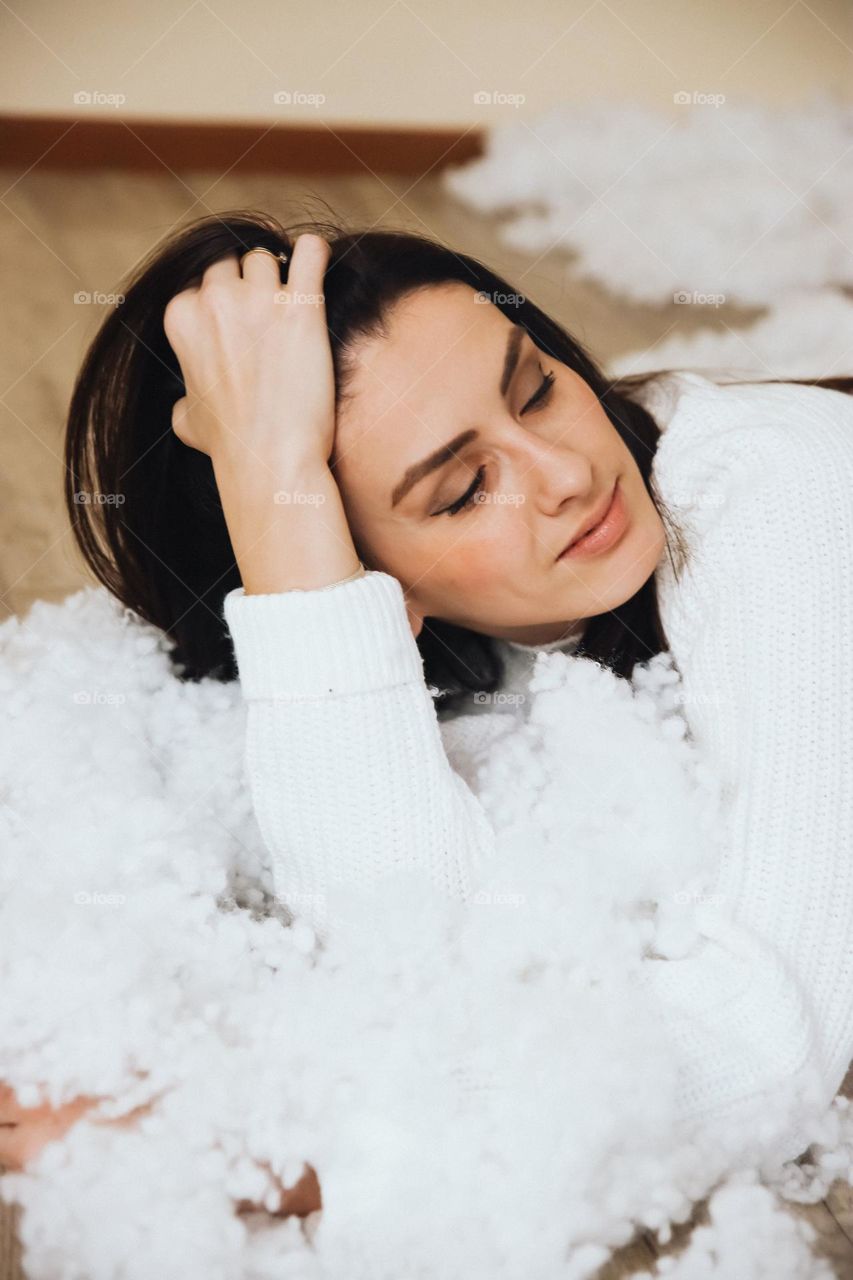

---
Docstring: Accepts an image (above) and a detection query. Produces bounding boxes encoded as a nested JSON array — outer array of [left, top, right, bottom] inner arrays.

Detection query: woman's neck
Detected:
[[498, 618, 587, 652]]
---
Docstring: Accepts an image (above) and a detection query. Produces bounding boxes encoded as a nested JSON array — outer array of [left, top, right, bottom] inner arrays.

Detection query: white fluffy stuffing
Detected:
[[1, 587, 850, 1279], [442, 94, 853, 309]]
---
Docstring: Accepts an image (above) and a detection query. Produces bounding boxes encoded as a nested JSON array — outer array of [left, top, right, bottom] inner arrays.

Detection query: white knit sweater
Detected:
[[222, 371, 853, 1168]]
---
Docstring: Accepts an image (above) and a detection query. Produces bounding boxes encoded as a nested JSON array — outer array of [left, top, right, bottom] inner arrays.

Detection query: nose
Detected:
[[513, 433, 594, 516]]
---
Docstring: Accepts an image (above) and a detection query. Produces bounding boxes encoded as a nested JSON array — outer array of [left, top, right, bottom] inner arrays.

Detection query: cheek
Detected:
[[626, 479, 665, 557], [431, 516, 521, 591]]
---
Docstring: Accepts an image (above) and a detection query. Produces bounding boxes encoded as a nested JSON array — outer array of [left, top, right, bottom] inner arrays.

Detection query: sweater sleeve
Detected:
[[221, 571, 497, 941], [638, 382, 853, 1166]]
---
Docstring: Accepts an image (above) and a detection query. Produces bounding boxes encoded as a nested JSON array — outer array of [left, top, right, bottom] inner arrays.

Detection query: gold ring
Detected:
[[239, 246, 289, 271]]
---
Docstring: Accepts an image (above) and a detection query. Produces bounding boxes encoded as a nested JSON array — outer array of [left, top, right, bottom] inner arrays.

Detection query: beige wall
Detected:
[[1, 0, 851, 127]]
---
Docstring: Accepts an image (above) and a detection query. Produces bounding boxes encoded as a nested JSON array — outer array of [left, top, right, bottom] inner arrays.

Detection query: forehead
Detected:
[[334, 282, 512, 466]]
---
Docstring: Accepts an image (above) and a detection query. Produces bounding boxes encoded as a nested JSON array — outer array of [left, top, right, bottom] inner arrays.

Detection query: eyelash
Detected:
[[436, 365, 556, 516]]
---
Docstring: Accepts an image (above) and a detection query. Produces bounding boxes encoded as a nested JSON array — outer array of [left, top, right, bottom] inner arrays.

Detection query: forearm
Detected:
[[212, 445, 497, 937], [212, 451, 360, 596], [223, 571, 496, 940]]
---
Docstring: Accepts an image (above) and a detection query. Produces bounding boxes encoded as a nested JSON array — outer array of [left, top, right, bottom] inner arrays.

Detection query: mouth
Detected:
[[556, 478, 628, 561]]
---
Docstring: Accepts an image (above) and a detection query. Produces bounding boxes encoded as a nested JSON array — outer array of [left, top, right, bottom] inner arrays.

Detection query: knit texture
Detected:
[[222, 370, 853, 1166]]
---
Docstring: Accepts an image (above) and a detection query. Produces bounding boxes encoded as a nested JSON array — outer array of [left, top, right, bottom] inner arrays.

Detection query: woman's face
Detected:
[[331, 282, 667, 643]]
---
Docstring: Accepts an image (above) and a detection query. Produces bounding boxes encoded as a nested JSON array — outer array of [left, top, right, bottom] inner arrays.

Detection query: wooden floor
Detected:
[[599, 1066, 853, 1278], [0, 165, 850, 1277]]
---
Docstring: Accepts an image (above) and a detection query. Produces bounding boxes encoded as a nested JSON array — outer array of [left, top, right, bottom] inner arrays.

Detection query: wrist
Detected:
[[211, 447, 331, 496], [210, 452, 362, 596]]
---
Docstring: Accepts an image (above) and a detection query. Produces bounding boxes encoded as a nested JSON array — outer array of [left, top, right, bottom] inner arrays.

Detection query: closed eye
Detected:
[[434, 363, 556, 516], [521, 365, 555, 414]]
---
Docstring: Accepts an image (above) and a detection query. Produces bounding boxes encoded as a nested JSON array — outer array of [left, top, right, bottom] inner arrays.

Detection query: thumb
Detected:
[[171, 396, 208, 455], [171, 395, 190, 442]]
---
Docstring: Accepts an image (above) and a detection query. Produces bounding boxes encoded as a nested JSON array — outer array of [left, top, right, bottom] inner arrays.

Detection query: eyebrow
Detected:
[[390, 324, 525, 509]]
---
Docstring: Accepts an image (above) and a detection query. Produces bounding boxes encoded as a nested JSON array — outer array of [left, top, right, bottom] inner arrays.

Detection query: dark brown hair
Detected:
[[63, 209, 853, 714]]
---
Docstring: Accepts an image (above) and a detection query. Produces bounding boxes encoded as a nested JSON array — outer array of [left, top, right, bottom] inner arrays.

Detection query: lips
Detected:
[[557, 481, 617, 559]]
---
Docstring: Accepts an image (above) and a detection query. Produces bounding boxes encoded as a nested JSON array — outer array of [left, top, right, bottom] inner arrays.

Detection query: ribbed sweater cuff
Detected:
[[222, 570, 425, 700]]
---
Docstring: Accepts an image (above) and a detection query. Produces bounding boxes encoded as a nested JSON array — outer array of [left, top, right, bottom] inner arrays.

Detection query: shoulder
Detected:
[[642, 372, 853, 539], [640, 371, 853, 457], [645, 374, 853, 650]]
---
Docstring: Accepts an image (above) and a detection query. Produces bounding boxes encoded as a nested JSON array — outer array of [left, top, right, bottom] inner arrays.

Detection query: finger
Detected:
[[240, 248, 285, 288], [0, 1128, 26, 1171], [163, 290, 196, 346], [283, 233, 330, 312], [202, 254, 241, 286], [91, 1099, 153, 1129], [0, 1083, 19, 1119], [170, 397, 208, 454], [0, 1096, 96, 1172]]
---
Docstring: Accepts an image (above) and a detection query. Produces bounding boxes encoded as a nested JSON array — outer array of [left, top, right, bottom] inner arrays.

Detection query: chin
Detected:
[[591, 518, 665, 611]]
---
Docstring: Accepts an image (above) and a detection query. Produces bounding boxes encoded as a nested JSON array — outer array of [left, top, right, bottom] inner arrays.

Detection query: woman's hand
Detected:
[[0, 1085, 94, 1170], [163, 233, 336, 472], [164, 233, 363, 596], [0, 1084, 322, 1219], [0, 1085, 147, 1171]]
